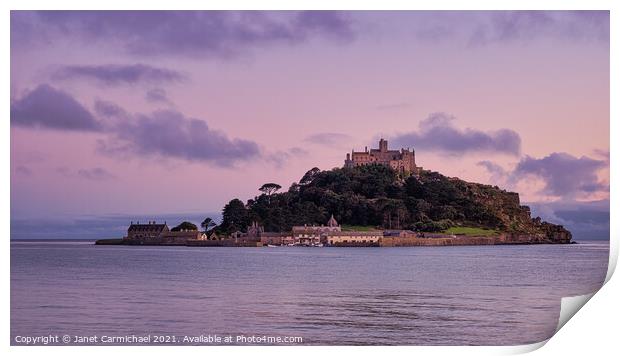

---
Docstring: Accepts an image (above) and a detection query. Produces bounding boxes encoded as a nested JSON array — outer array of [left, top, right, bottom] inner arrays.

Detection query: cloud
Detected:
[[52, 64, 185, 86], [145, 88, 173, 105], [12, 85, 263, 167], [77, 167, 116, 181], [289, 147, 309, 156], [54, 166, 116, 181], [512, 153, 608, 197], [293, 11, 354, 41], [469, 11, 609, 46], [15, 11, 355, 58], [265, 147, 309, 168], [390, 112, 521, 156], [554, 209, 609, 225], [11, 84, 101, 131], [15, 165, 33, 176], [479, 152, 609, 199], [478, 154, 609, 239], [94, 99, 129, 118], [528, 199, 609, 240], [477, 160, 507, 184], [592, 148, 610, 161], [304, 132, 352, 146], [100, 109, 261, 167]]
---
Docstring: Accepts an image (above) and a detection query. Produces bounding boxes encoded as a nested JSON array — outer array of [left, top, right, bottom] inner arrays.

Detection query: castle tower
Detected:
[[379, 138, 388, 152]]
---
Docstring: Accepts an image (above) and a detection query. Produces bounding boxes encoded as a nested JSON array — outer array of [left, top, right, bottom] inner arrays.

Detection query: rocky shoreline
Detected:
[[96, 231, 572, 247]]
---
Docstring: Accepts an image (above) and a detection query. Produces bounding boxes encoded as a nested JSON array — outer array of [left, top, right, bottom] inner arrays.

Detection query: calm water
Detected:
[[11, 240, 609, 346]]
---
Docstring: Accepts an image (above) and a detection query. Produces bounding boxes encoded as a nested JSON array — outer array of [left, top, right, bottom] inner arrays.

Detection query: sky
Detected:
[[10, 11, 610, 239]]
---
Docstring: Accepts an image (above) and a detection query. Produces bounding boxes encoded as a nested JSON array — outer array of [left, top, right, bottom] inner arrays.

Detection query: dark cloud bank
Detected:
[[469, 11, 609, 46], [106, 110, 261, 167], [52, 64, 185, 86], [10, 84, 101, 131], [528, 200, 609, 241], [416, 11, 609, 46], [12, 11, 355, 58], [390, 112, 521, 156], [478, 153, 609, 240], [11, 84, 260, 166], [513, 153, 608, 196], [479, 152, 608, 199]]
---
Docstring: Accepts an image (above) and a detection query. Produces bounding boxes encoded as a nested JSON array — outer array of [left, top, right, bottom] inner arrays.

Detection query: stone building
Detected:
[[326, 231, 383, 246], [292, 214, 341, 245], [383, 230, 417, 238], [260, 232, 293, 246], [126, 221, 169, 240], [125, 221, 206, 244], [161, 230, 207, 244], [344, 138, 419, 175]]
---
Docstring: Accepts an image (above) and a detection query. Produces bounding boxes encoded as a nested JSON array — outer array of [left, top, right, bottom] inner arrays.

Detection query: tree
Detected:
[[201, 217, 217, 234], [288, 182, 300, 193], [171, 221, 198, 232], [300, 167, 321, 185], [219, 198, 249, 234], [259, 183, 282, 196], [259, 183, 281, 204]]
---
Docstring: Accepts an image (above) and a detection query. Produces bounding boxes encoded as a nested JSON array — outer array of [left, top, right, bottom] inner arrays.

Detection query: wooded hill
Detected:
[[215, 164, 571, 241]]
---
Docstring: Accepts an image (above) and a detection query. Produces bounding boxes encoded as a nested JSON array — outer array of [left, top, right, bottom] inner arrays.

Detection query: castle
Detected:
[[344, 138, 420, 175]]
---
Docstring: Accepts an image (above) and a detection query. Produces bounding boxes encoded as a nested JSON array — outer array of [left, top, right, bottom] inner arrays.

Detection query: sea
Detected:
[[10, 240, 609, 346]]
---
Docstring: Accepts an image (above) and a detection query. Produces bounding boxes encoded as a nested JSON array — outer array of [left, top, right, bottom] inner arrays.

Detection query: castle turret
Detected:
[[379, 138, 388, 152]]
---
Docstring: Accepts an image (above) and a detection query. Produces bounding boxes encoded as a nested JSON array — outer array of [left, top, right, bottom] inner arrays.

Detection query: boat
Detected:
[[267, 244, 279, 247]]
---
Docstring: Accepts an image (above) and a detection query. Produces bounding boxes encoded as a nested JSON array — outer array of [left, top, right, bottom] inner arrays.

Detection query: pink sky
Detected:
[[10, 11, 609, 222]]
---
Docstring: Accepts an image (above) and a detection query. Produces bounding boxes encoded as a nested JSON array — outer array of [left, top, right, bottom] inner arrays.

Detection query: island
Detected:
[[96, 139, 572, 247]]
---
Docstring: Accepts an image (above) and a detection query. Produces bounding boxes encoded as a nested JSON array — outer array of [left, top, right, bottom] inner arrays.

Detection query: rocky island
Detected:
[[97, 139, 571, 247]]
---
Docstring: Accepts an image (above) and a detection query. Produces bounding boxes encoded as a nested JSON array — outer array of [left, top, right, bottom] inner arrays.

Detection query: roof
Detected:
[[292, 225, 339, 232], [327, 214, 338, 227], [128, 223, 168, 232]]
